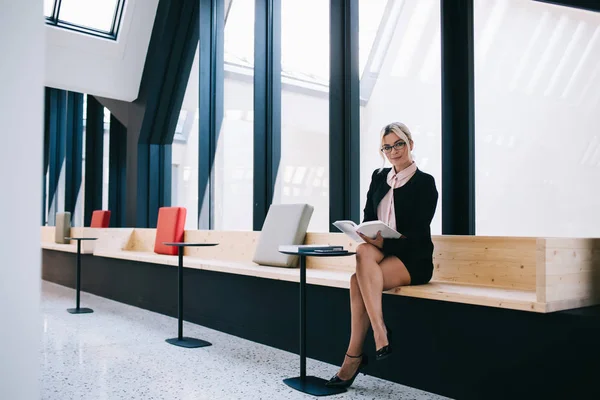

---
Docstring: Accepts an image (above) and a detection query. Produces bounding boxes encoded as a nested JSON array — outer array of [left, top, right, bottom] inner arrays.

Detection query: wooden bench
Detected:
[[41, 226, 600, 313], [40, 226, 102, 254]]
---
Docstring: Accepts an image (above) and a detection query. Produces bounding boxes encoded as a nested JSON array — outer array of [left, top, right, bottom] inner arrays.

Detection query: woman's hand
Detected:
[[358, 231, 384, 249]]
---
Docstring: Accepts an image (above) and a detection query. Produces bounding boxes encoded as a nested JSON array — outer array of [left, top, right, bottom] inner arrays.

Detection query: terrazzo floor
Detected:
[[41, 281, 450, 400]]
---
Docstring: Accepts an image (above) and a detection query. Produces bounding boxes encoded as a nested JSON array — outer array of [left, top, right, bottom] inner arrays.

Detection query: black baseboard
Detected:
[[42, 249, 600, 400]]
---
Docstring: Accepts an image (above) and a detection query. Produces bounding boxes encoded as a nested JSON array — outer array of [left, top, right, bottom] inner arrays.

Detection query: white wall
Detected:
[[0, 0, 44, 398], [44, 0, 159, 101]]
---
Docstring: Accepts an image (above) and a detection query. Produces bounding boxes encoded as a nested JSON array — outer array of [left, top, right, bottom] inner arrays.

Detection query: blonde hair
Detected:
[[379, 122, 414, 168]]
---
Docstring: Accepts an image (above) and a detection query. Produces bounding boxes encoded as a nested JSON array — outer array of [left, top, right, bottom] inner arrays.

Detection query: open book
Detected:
[[332, 220, 401, 243]]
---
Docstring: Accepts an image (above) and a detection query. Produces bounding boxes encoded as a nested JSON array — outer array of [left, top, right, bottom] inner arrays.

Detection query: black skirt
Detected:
[[382, 246, 434, 286]]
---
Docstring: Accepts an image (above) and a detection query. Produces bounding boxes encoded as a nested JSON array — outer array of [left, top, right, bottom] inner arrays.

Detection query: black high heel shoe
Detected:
[[375, 327, 392, 361], [325, 353, 369, 388]]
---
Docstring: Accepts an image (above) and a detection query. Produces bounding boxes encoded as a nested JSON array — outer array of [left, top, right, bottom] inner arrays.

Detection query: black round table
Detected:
[[279, 249, 356, 396], [64, 237, 98, 314], [163, 242, 219, 348]]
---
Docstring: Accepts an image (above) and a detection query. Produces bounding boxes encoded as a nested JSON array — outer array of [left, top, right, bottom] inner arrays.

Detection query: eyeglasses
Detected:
[[381, 142, 406, 153]]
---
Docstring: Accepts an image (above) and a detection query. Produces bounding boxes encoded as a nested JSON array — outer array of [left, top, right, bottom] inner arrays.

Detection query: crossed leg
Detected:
[[336, 243, 411, 380]]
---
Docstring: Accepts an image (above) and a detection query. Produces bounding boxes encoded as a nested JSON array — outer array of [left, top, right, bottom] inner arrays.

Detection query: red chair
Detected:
[[154, 206, 217, 348], [90, 210, 111, 228], [154, 207, 187, 255]]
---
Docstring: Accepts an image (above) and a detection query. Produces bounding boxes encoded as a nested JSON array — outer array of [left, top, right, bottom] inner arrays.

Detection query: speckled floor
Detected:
[[41, 281, 450, 400]]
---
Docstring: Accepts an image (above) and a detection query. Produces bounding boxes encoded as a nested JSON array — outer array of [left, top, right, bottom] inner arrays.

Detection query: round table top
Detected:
[[279, 250, 356, 257], [65, 237, 98, 241], [163, 242, 219, 247]]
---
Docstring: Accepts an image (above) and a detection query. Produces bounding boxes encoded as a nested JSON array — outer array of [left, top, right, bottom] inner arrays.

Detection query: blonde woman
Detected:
[[326, 122, 439, 389]]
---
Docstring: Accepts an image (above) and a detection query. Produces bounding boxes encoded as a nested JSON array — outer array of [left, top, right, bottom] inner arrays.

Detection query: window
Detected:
[[173, 0, 257, 230], [213, 0, 255, 230], [359, 0, 442, 234], [80, 97, 109, 224], [475, 0, 600, 237], [172, 0, 255, 230], [44, 0, 126, 40], [269, 0, 331, 232], [221, 0, 390, 232], [224, 0, 389, 231], [359, 0, 388, 78], [224, 0, 254, 70], [103, 108, 110, 211], [224, 0, 384, 89], [172, 53, 199, 229]]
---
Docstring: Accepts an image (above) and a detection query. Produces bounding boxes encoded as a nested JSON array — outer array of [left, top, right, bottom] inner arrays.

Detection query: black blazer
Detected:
[[363, 168, 438, 261]]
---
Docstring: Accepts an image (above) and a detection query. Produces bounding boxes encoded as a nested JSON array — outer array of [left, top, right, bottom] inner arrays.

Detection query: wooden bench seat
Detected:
[[94, 249, 179, 266], [391, 282, 539, 312], [41, 226, 600, 313], [93, 250, 353, 289], [41, 242, 80, 253], [94, 247, 540, 311], [40, 226, 100, 254]]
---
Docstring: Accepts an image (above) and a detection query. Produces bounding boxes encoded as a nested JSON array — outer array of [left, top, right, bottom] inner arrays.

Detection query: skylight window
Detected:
[[44, 0, 126, 40]]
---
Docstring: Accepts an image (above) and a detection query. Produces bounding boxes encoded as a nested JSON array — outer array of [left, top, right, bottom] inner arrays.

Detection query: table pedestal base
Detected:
[[165, 337, 212, 348], [283, 376, 346, 396], [67, 307, 93, 314]]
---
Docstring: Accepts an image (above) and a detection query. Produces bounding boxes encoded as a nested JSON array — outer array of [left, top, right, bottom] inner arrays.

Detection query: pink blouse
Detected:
[[377, 163, 418, 230]]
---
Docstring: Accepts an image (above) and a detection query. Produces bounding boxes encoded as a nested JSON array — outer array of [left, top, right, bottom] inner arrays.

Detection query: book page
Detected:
[[356, 220, 401, 239], [332, 221, 364, 243]]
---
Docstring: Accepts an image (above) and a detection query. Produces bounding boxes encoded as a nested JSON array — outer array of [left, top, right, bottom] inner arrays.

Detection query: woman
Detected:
[[326, 122, 438, 388]]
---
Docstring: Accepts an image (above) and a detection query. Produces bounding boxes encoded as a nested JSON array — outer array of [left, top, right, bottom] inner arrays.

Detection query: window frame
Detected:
[[45, 0, 126, 41]]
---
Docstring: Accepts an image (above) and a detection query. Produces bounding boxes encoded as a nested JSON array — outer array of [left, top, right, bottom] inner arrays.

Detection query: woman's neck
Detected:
[[392, 161, 414, 174]]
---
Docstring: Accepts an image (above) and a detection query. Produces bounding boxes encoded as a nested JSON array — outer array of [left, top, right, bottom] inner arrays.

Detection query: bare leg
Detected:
[[336, 273, 370, 380], [333, 245, 411, 381], [355, 244, 411, 350]]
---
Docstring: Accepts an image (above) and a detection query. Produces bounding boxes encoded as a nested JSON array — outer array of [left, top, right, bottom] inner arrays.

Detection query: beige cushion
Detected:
[[54, 212, 71, 244], [252, 204, 314, 268]]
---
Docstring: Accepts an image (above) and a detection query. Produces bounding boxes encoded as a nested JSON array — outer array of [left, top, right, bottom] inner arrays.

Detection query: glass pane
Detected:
[[275, 0, 330, 232], [103, 108, 110, 211], [175, 110, 188, 135], [45, 170, 50, 225], [76, 129, 85, 227], [215, 0, 254, 230], [78, 94, 88, 227], [359, 0, 387, 76], [44, 0, 56, 18], [359, 0, 442, 234], [224, 0, 255, 68], [58, 0, 119, 33], [173, 46, 200, 229], [475, 0, 600, 237], [281, 0, 329, 85], [171, 165, 179, 206]]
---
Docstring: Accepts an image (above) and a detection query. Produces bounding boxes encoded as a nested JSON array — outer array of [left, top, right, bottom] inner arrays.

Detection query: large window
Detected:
[[475, 0, 600, 237], [174, 0, 443, 233], [44, 0, 126, 40], [359, 0, 442, 234], [219, 0, 392, 232], [173, 0, 255, 230]]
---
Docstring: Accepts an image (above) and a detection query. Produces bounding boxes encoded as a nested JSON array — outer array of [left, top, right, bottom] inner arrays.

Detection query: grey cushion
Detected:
[[252, 204, 314, 268], [54, 212, 71, 244]]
